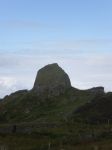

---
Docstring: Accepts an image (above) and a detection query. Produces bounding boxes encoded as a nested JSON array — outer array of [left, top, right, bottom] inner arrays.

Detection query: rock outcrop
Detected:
[[88, 87, 104, 94], [33, 63, 71, 97]]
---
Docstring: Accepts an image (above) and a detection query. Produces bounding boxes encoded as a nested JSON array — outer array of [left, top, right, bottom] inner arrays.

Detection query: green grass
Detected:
[[0, 87, 110, 149], [1, 134, 112, 150], [0, 88, 97, 123]]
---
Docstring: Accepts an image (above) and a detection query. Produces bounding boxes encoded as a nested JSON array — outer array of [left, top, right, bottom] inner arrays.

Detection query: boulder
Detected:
[[33, 63, 71, 97]]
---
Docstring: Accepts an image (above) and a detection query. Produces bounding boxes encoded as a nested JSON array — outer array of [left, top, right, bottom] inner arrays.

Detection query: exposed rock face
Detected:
[[33, 63, 71, 96], [88, 87, 104, 94]]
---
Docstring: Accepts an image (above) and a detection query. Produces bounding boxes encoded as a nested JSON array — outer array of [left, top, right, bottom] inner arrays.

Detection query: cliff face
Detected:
[[33, 63, 71, 97]]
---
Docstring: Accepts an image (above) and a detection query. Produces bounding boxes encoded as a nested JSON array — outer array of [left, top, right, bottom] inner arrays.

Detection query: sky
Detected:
[[0, 0, 112, 98]]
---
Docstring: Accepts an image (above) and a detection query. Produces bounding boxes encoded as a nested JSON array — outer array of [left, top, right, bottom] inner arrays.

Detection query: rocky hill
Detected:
[[0, 63, 109, 125]]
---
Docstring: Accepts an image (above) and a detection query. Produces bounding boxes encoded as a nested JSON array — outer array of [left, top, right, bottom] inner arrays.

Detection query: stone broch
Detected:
[[33, 63, 71, 96]]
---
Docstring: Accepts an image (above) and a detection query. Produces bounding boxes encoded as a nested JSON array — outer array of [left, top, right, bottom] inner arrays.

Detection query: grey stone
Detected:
[[89, 87, 104, 94], [33, 63, 71, 97]]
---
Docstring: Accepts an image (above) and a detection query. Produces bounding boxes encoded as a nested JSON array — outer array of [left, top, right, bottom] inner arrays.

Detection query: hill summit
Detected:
[[33, 63, 71, 96]]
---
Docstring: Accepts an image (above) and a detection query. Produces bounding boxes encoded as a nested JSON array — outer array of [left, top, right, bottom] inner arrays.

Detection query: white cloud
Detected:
[[0, 77, 16, 88], [0, 76, 17, 98]]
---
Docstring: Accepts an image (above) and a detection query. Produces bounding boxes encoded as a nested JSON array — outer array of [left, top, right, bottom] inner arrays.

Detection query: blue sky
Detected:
[[0, 0, 112, 97]]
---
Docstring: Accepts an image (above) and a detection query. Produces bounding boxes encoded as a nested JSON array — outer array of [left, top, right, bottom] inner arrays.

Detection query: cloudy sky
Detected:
[[0, 0, 112, 98]]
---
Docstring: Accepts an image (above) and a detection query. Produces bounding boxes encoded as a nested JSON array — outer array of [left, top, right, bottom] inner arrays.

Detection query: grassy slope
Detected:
[[73, 92, 112, 124], [1, 88, 112, 149], [0, 87, 99, 123]]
